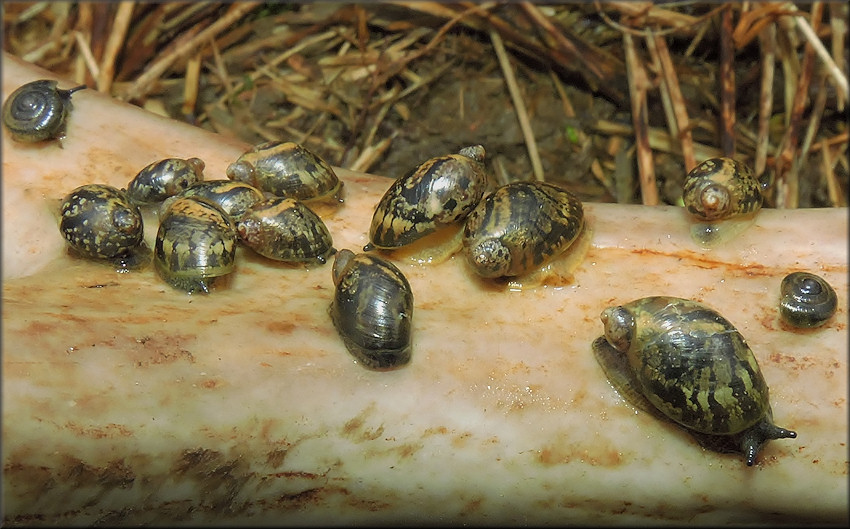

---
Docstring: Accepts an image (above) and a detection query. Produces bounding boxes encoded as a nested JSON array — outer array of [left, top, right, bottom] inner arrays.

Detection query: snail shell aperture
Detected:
[[779, 272, 837, 328], [3, 79, 86, 142]]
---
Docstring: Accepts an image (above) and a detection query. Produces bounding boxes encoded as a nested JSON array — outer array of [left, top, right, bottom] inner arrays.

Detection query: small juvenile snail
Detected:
[[154, 196, 237, 294], [365, 145, 488, 252], [164, 179, 264, 222], [682, 157, 763, 247], [126, 157, 205, 205], [592, 296, 797, 466], [59, 184, 148, 267], [3, 79, 86, 142], [226, 141, 342, 202], [237, 197, 335, 264], [329, 249, 413, 370], [463, 181, 584, 279], [779, 271, 837, 328]]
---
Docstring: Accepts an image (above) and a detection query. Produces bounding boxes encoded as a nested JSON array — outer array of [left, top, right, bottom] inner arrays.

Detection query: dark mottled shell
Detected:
[[226, 141, 341, 201], [165, 179, 264, 222], [683, 157, 762, 221], [237, 197, 335, 264], [593, 296, 796, 466], [59, 184, 144, 260], [330, 249, 413, 370], [462, 181, 584, 278], [3, 80, 86, 142], [126, 157, 205, 204], [154, 196, 237, 293], [366, 145, 487, 250], [779, 272, 837, 328]]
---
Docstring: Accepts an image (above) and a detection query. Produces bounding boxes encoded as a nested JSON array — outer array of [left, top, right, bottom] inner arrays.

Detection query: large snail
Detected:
[[3, 79, 86, 142], [329, 249, 413, 370], [237, 197, 335, 264], [592, 296, 797, 466], [682, 157, 763, 247], [126, 157, 206, 205], [779, 272, 837, 328]]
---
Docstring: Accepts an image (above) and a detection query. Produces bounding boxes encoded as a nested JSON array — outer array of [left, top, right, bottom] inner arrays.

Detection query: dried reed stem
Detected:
[[97, 1, 134, 94], [623, 33, 658, 205], [719, 5, 736, 157], [755, 23, 776, 178]]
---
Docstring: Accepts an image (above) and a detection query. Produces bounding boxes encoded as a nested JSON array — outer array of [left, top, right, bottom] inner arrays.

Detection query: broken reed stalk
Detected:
[[719, 5, 736, 158], [623, 32, 658, 205], [97, 1, 134, 94], [755, 23, 777, 178]]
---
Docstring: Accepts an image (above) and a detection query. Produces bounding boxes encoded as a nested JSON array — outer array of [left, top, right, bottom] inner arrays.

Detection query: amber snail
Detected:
[[226, 141, 342, 202], [154, 196, 238, 294], [592, 296, 797, 466], [164, 179, 264, 223], [462, 181, 584, 279], [126, 157, 206, 205], [779, 272, 837, 328], [682, 157, 763, 247], [237, 197, 335, 264], [59, 183, 149, 268], [364, 145, 488, 252], [329, 249, 414, 370], [3, 79, 86, 142]]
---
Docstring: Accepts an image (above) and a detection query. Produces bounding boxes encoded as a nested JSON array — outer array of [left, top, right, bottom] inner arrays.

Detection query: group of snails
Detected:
[[4, 79, 840, 467]]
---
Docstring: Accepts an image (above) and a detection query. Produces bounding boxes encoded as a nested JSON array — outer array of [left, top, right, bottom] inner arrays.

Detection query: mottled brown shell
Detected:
[[3, 79, 86, 142], [366, 145, 487, 250], [330, 249, 413, 370], [462, 181, 584, 278], [683, 157, 762, 221], [237, 197, 335, 264], [165, 179, 264, 222], [226, 141, 341, 202], [779, 272, 837, 328], [126, 157, 205, 205], [593, 296, 797, 466]]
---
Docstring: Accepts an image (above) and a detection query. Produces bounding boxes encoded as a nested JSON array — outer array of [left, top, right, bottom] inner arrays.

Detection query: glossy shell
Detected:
[[154, 196, 237, 293], [366, 145, 487, 250], [683, 157, 762, 221], [237, 197, 335, 264], [779, 272, 837, 328], [462, 181, 584, 278], [593, 296, 797, 466], [126, 157, 205, 205], [330, 249, 413, 370], [226, 141, 341, 201], [167, 179, 264, 222], [3, 79, 86, 142], [59, 184, 145, 261]]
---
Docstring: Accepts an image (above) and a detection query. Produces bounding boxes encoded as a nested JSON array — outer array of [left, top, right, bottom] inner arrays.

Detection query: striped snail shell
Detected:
[[126, 157, 205, 205], [593, 296, 797, 466], [154, 196, 237, 294], [330, 249, 413, 370], [779, 272, 837, 328], [237, 197, 335, 264], [365, 145, 488, 251], [165, 179, 264, 222], [3, 79, 86, 142]]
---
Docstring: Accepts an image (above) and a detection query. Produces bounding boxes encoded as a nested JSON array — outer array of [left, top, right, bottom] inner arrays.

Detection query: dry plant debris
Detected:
[[3, 1, 848, 207]]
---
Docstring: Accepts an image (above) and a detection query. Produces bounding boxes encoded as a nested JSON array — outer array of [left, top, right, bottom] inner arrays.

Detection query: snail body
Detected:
[[237, 197, 335, 264], [779, 272, 837, 328], [330, 249, 413, 370], [463, 181, 584, 279], [226, 141, 342, 202], [365, 145, 487, 251], [593, 296, 797, 466], [3, 79, 86, 142], [126, 157, 205, 205], [154, 196, 237, 293]]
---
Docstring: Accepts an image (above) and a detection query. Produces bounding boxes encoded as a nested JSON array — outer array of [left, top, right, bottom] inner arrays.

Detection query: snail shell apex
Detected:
[[683, 157, 762, 222], [126, 157, 205, 205], [59, 184, 145, 261], [3, 79, 86, 142], [779, 272, 837, 328], [237, 197, 335, 264]]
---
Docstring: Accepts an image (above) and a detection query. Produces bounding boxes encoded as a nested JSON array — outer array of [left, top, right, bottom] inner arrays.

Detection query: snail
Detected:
[[226, 141, 342, 202], [3, 79, 86, 142], [364, 145, 488, 253], [779, 272, 837, 328], [329, 249, 413, 370], [682, 157, 763, 247], [592, 296, 797, 466], [59, 183, 149, 269], [163, 179, 264, 222], [126, 157, 205, 205], [462, 181, 585, 279], [237, 197, 335, 264], [154, 196, 238, 294]]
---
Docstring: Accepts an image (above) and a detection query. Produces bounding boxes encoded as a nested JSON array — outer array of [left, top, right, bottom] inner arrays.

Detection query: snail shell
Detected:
[[779, 272, 837, 328], [226, 141, 342, 202], [593, 296, 797, 466], [126, 157, 205, 205], [330, 249, 413, 370], [3, 79, 86, 142], [237, 197, 335, 264], [59, 184, 146, 265], [166, 179, 264, 222], [154, 196, 237, 294], [365, 145, 488, 250], [462, 181, 584, 279]]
